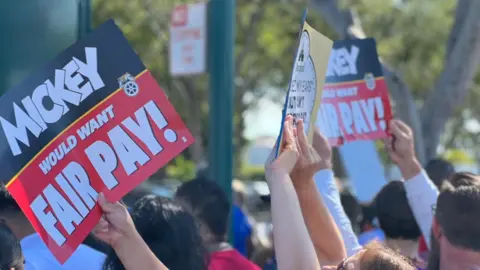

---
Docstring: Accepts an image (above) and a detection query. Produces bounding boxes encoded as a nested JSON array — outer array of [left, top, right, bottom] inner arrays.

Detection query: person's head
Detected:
[[0, 186, 31, 239], [175, 176, 230, 245], [359, 203, 378, 232], [0, 222, 24, 270], [103, 195, 208, 270], [340, 190, 362, 233], [322, 241, 415, 269], [375, 181, 421, 240], [425, 158, 455, 189], [429, 172, 480, 270]]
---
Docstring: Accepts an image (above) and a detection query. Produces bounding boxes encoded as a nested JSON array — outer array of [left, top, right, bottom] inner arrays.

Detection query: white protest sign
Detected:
[[287, 31, 317, 134], [282, 22, 332, 143], [169, 3, 206, 76]]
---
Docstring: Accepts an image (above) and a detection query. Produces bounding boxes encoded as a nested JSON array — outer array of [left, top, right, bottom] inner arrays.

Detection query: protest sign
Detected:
[[276, 10, 333, 156], [315, 38, 392, 146], [0, 20, 194, 263]]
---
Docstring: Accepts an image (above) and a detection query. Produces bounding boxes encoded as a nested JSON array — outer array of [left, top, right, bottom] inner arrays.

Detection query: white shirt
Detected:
[[21, 233, 106, 270], [314, 169, 363, 256], [403, 170, 439, 250]]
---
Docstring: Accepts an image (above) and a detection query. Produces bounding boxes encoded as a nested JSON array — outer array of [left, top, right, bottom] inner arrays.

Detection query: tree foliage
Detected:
[[93, 0, 480, 179], [93, 0, 333, 176], [312, 0, 480, 164]]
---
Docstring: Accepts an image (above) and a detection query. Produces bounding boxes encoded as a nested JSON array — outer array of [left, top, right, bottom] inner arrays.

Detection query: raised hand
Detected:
[[291, 120, 330, 181], [265, 115, 300, 177], [384, 119, 421, 180], [312, 127, 332, 170], [93, 193, 136, 249], [385, 120, 415, 164]]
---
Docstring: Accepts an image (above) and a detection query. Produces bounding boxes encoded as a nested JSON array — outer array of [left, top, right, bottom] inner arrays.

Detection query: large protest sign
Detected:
[[316, 38, 393, 146], [0, 20, 194, 263], [276, 10, 333, 156]]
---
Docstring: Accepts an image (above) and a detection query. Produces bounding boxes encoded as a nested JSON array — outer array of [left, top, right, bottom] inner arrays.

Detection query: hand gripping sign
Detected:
[[315, 38, 393, 146], [276, 9, 333, 156], [0, 20, 194, 263]]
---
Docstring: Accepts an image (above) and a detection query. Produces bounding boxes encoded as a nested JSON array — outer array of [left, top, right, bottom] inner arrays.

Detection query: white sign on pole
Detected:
[[169, 3, 207, 76]]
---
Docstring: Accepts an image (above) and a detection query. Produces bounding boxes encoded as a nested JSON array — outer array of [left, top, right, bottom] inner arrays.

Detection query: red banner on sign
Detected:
[[0, 20, 193, 264], [316, 38, 393, 146], [7, 70, 193, 263], [317, 77, 392, 146]]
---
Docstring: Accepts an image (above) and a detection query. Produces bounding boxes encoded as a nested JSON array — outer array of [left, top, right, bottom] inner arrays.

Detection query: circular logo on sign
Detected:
[[118, 73, 140, 97]]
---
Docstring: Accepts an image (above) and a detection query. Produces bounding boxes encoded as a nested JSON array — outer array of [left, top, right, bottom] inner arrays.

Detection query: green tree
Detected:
[[311, 0, 480, 164], [93, 0, 332, 175]]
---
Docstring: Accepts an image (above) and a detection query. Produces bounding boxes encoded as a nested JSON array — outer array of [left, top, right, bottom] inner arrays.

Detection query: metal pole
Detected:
[[208, 0, 235, 204], [77, 0, 92, 39]]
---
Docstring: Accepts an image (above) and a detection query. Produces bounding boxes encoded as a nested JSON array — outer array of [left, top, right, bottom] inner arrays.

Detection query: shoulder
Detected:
[[210, 250, 261, 270], [66, 244, 106, 267], [22, 234, 105, 270]]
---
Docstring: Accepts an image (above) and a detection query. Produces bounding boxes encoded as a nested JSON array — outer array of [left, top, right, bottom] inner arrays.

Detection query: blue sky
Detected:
[[243, 97, 283, 140]]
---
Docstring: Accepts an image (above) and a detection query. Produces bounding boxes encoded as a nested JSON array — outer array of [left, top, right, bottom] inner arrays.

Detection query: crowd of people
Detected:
[[1, 115, 480, 269]]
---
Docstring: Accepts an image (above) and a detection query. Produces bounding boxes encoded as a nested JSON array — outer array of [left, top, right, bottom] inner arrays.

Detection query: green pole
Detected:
[[207, 0, 235, 240], [78, 0, 92, 39]]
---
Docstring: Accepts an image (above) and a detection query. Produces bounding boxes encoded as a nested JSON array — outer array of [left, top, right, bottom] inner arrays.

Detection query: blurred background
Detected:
[[1, 0, 480, 249]]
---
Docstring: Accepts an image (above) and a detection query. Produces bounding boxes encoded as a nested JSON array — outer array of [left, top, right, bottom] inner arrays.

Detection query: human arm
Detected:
[[266, 116, 320, 270], [314, 167, 363, 257], [291, 121, 346, 264], [385, 120, 439, 249], [93, 193, 168, 270]]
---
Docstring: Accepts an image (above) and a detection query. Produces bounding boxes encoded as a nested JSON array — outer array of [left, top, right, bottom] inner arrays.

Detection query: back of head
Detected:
[[360, 241, 415, 270], [103, 195, 208, 270], [436, 172, 480, 251], [0, 222, 24, 270], [425, 158, 455, 188], [0, 186, 21, 218], [375, 181, 421, 240], [340, 190, 361, 232], [175, 176, 230, 243]]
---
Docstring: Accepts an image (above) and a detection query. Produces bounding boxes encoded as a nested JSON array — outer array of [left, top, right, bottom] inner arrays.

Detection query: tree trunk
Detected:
[[420, 0, 480, 160]]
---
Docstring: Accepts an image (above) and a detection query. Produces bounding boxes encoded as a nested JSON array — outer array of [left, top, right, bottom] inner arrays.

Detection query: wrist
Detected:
[[291, 171, 314, 189], [318, 160, 332, 170], [112, 229, 142, 251], [398, 157, 422, 181]]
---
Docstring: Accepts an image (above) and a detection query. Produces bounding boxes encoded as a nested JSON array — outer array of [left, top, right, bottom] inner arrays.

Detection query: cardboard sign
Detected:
[[315, 38, 392, 146], [0, 20, 194, 263], [276, 10, 333, 156], [169, 3, 207, 76]]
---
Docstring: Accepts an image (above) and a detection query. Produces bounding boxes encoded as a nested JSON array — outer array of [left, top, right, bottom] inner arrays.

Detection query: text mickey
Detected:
[[0, 47, 105, 156], [326, 45, 360, 77]]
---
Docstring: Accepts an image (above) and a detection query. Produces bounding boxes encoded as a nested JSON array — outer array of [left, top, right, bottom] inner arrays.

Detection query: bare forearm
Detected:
[[293, 177, 346, 264], [267, 171, 320, 270], [398, 157, 423, 181], [113, 232, 168, 270]]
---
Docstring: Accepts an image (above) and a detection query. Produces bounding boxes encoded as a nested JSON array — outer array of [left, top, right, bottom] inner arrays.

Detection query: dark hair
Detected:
[[436, 172, 480, 251], [425, 158, 455, 188], [359, 203, 378, 231], [375, 181, 421, 240], [340, 190, 362, 232], [360, 241, 415, 269], [103, 195, 208, 270], [0, 222, 24, 270], [175, 176, 230, 242], [82, 234, 109, 254], [0, 186, 21, 216]]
